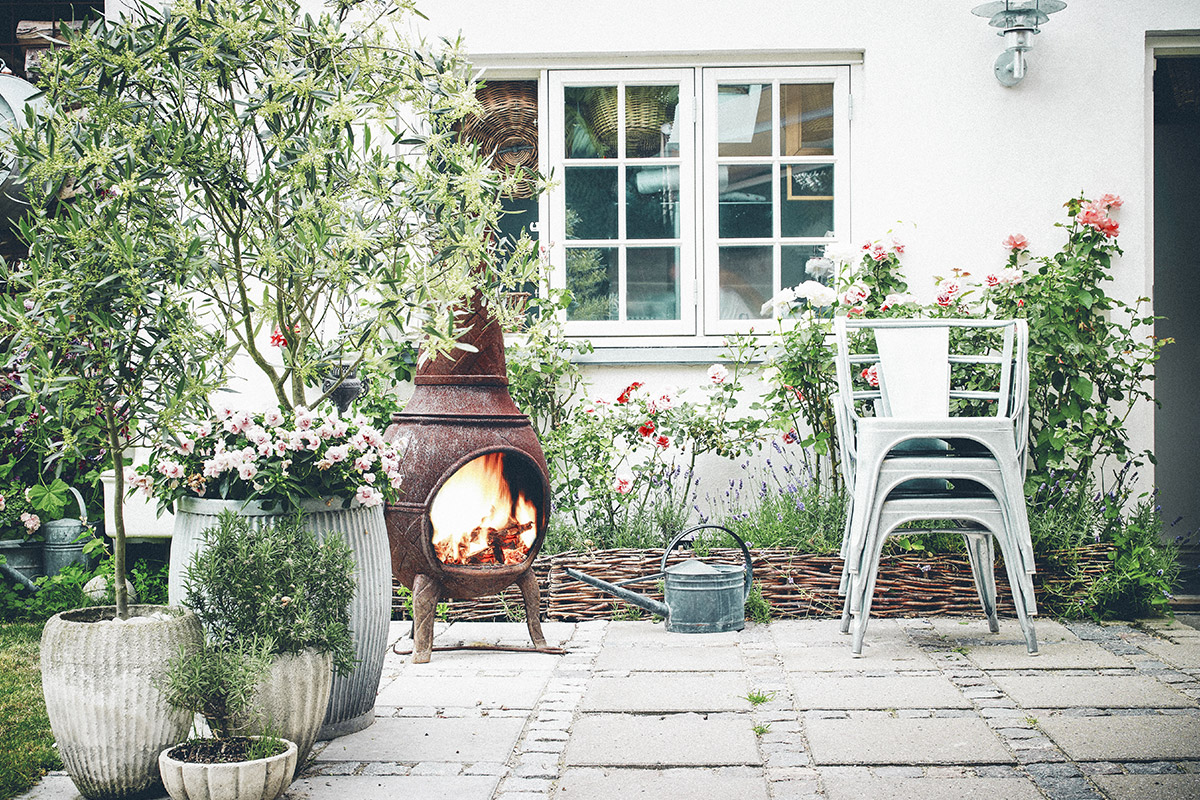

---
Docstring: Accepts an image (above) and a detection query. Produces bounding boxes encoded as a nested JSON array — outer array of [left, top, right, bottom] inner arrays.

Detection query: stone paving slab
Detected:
[[991, 674, 1195, 708], [315, 717, 525, 763], [1088, 773, 1200, 800], [926, 617, 1077, 643], [1038, 715, 1200, 761], [807, 717, 1015, 764], [788, 674, 972, 709], [771, 618, 906, 644], [284, 774, 499, 800], [778, 642, 935, 671], [582, 672, 750, 712], [1138, 619, 1200, 639], [964, 640, 1129, 670], [375, 673, 550, 709], [601, 620, 743, 646], [594, 644, 744, 671], [554, 766, 769, 799], [428, 621, 579, 648], [391, 649, 564, 673], [1133, 638, 1200, 669], [821, 773, 1044, 800], [564, 713, 760, 766]]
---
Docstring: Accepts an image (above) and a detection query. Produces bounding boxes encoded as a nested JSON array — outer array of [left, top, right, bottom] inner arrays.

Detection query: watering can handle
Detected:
[[662, 524, 754, 602], [67, 485, 87, 527]]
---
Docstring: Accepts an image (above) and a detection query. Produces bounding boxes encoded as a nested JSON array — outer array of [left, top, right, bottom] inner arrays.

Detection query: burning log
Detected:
[[444, 520, 535, 566]]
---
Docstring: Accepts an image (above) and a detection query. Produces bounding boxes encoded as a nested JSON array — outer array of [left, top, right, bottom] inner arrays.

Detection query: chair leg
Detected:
[[850, 533, 888, 655], [990, 527, 1039, 655], [840, 572, 854, 634], [964, 534, 1000, 633]]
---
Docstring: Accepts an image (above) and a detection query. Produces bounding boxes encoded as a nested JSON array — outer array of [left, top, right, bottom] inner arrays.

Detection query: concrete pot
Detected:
[[172, 497, 390, 739], [41, 605, 204, 800], [231, 649, 332, 765], [159, 737, 298, 800]]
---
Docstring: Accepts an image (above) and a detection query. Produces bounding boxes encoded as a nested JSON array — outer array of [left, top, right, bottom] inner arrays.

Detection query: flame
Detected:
[[429, 452, 539, 566]]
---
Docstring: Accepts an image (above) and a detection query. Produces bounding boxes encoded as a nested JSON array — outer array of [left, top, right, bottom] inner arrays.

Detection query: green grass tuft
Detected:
[[0, 623, 60, 800]]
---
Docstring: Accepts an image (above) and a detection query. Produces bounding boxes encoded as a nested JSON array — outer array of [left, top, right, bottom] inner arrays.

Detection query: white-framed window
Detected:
[[545, 65, 850, 343]]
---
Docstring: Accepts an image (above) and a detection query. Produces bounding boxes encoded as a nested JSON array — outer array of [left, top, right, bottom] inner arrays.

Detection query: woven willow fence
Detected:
[[390, 544, 1113, 622]]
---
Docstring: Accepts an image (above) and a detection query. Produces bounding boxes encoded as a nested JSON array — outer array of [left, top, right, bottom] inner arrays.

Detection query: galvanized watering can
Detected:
[[565, 525, 753, 633]]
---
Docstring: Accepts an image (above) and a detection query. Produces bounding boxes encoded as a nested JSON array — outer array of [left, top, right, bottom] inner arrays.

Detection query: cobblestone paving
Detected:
[[18, 616, 1200, 800]]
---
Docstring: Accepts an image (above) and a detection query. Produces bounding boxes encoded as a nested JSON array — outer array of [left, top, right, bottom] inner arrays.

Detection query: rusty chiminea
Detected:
[[383, 291, 549, 663]]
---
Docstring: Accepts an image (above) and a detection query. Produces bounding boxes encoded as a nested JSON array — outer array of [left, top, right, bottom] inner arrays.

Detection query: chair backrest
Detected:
[[832, 318, 1030, 468]]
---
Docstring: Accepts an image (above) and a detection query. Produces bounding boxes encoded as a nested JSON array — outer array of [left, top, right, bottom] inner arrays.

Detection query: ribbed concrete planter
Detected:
[[171, 497, 390, 739], [231, 649, 332, 764], [41, 605, 203, 800], [159, 737, 297, 800]]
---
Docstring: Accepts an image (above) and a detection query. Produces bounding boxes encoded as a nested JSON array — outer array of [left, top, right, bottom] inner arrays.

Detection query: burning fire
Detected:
[[429, 452, 538, 566]]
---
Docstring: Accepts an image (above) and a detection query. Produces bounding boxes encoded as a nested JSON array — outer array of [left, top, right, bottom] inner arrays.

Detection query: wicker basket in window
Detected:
[[585, 86, 675, 158], [456, 80, 539, 198]]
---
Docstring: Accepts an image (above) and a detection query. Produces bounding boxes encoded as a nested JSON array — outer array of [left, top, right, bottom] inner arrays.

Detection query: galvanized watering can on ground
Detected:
[[565, 525, 753, 633]]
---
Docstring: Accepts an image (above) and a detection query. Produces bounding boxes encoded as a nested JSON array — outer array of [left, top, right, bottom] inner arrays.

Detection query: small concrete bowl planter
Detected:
[[159, 737, 298, 800], [231, 648, 333, 765], [41, 605, 203, 799]]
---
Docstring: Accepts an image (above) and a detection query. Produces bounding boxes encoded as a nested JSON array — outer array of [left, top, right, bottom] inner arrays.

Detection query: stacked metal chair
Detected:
[[831, 317, 1039, 656]]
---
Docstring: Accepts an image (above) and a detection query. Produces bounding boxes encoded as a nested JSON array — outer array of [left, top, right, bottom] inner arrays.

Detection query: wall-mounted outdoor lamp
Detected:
[[971, 0, 1066, 87]]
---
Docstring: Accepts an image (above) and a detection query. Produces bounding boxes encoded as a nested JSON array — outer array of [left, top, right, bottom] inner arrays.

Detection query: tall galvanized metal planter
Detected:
[[170, 497, 390, 739], [41, 605, 203, 799]]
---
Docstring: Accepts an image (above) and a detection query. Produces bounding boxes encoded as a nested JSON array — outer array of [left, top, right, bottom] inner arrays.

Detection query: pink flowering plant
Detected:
[[979, 193, 1166, 477], [138, 406, 402, 512]]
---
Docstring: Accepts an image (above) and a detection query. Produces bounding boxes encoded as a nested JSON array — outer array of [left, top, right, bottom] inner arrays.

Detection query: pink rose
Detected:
[[612, 474, 633, 495], [860, 365, 880, 388], [985, 274, 1000, 287], [936, 292, 953, 308], [1003, 234, 1029, 251], [869, 243, 888, 262], [1098, 193, 1123, 209], [891, 238, 905, 254], [0, 495, 6, 511], [263, 408, 284, 428], [942, 280, 961, 297], [708, 364, 729, 384], [238, 463, 258, 481], [356, 486, 382, 507]]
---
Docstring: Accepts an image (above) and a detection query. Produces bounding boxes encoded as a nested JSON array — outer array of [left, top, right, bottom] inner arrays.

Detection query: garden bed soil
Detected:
[[390, 544, 1113, 622], [166, 738, 287, 765]]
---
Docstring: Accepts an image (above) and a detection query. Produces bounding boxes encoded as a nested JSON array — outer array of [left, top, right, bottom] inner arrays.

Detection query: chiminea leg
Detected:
[[411, 573, 440, 664], [517, 569, 548, 649]]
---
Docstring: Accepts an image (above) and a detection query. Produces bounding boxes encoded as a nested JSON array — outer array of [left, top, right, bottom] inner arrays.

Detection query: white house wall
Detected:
[[415, 0, 1200, 491]]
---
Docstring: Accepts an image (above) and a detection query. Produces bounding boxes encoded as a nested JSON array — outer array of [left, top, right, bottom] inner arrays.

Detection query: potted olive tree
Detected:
[[158, 638, 298, 800], [181, 512, 356, 764], [0, 33, 222, 800]]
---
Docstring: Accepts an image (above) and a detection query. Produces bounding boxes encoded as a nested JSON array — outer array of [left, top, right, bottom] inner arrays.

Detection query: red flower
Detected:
[[638, 420, 656, 437], [617, 381, 644, 404], [1097, 217, 1119, 238], [1017, 298, 1025, 307], [654, 435, 669, 449], [936, 292, 953, 308], [860, 365, 880, 388], [985, 274, 1000, 287], [782, 428, 798, 444], [847, 306, 864, 316], [270, 328, 288, 348]]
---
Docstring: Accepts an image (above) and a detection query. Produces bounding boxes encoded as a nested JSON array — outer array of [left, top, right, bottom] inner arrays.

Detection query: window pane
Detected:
[[780, 84, 834, 156], [565, 167, 618, 240], [565, 86, 617, 159], [627, 248, 679, 321], [719, 164, 772, 239], [627, 166, 680, 239], [781, 245, 827, 289], [780, 164, 834, 238], [626, 85, 680, 158], [718, 83, 772, 157], [719, 246, 772, 321], [566, 248, 618, 321]]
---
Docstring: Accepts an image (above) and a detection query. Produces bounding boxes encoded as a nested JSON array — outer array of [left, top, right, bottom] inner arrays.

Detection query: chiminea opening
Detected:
[[430, 450, 545, 567]]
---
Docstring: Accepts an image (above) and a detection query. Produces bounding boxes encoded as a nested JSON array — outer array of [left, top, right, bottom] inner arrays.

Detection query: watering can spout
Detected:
[[564, 568, 670, 618]]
